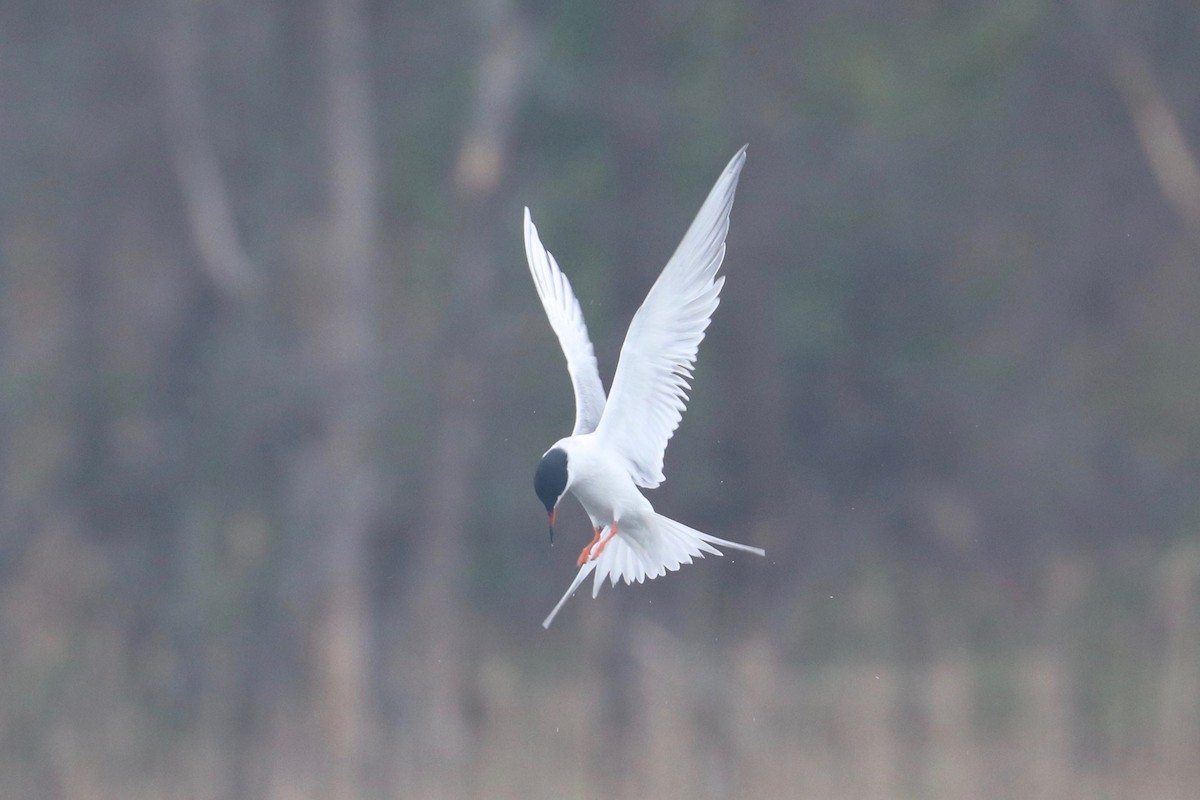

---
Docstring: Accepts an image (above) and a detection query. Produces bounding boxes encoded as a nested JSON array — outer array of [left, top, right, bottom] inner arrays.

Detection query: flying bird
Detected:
[[525, 146, 764, 629]]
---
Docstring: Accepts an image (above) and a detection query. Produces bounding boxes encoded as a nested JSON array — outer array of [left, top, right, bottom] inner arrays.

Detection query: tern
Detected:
[[525, 146, 764, 629]]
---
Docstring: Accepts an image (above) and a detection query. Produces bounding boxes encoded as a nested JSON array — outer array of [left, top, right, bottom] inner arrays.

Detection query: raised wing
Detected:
[[524, 207, 607, 435], [593, 147, 746, 488]]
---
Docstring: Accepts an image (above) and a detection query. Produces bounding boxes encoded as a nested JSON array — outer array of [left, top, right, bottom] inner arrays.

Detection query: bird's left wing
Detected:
[[525, 208, 607, 435], [593, 147, 746, 488]]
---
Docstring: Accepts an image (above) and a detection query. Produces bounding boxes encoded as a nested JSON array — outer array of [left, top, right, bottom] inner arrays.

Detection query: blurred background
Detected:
[[2, 0, 1198, 797]]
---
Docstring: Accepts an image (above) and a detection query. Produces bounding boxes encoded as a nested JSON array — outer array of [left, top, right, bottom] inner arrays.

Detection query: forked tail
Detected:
[[542, 514, 764, 628]]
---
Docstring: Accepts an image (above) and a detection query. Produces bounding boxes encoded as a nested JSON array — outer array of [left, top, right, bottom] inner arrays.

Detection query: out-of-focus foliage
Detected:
[[1, 0, 1198, 797]]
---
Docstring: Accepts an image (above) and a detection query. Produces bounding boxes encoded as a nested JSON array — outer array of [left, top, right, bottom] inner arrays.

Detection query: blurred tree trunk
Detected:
[[406, 0, 525, 792], [721, 195, 788, 542], [1074, 0, 1200, 245], [157, 0, 257, 302], [296, 0, 380, 796]]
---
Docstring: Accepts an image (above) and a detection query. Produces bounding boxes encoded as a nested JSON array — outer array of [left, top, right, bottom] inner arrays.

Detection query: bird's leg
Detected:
[[577, 527, 602, 566], [590, 521, 619, 561]]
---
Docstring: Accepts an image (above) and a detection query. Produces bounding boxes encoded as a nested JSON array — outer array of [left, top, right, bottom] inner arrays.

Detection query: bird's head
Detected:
[[534, 447, 569, 543]]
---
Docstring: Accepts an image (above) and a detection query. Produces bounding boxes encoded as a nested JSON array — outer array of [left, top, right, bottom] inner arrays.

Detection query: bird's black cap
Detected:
[[534, 448, 568, 542]]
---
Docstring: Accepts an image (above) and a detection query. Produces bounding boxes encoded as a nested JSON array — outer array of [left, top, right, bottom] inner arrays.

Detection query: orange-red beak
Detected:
[[547, 509, 556, 544]]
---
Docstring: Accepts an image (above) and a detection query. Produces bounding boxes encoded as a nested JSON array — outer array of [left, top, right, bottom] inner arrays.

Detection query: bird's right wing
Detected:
[[525, 207, 607, 435], [593, 147, 746, 488]]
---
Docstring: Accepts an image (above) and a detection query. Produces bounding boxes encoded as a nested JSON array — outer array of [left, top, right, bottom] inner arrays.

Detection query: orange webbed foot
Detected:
[[590, 521, 619, 561], [577, 527, 602, 566]]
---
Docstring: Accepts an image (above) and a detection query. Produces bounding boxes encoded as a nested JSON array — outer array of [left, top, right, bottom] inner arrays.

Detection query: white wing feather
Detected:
[[593, 147, 747, 488], [524, 207, 607, 435]]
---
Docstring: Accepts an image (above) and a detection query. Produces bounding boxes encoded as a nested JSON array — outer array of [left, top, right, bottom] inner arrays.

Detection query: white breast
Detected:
[[558, 434, 654, 528]]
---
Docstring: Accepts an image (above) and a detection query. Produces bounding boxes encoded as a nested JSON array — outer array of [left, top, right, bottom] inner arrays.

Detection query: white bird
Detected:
[[525, 146, 765, 629]]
